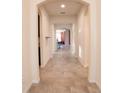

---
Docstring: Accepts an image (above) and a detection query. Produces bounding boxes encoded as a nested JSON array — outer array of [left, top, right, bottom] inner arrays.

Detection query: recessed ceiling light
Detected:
[[61, 4, 66, 8]]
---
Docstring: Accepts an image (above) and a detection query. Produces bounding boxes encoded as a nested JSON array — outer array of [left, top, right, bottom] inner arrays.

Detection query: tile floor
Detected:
[[28, 48, 100, 93]]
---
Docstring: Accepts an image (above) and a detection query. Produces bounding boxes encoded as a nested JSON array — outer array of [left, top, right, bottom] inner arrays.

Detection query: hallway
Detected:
[[29, 49, 100, 93], [22, 0, 101, 93]]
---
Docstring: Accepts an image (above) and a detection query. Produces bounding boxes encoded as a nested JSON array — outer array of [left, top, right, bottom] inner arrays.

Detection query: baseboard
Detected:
[[83, 64, 88, 68], [88, 79, 96, 83], [41, 64, 45, 68], [96, 81, 101, 90], [23, 82, 32, 93], [89, 80, 101, 91], [88, 77, 96, 85], [40, 56, 53, 68], [78, 57, 84, 66], [32, 79, 40, 84], [74, 55, 78, 58]]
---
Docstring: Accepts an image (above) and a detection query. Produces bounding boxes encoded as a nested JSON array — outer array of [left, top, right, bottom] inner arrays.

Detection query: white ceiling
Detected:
[[55, 24, 72, 30], [44, 1, 82, 16]]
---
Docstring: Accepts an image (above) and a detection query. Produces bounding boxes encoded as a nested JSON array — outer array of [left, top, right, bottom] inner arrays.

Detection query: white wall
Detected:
[[22, 0, 32, 93], [77, 3, 101, 89], [82, 7, 90, 67], [64, 30, 70, 46], [40, 7, 52, 67], [77, 6, 90, 67], [51, 24, 56, 53], [30, 2, 40, 84], [95, 0, 101, 88], [73, 23, 79, 57], [77, 7, 85, 65], [88, 0, 101, 89]]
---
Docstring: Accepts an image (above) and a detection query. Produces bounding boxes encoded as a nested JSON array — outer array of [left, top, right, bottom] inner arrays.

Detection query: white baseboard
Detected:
[[32, 79, 40, 84], [41, 64, 45, 68], [83, 64, 88, 68], [88, 78, 96, 83], [23, 82, 32, 93], [96, 81, 101, 89]]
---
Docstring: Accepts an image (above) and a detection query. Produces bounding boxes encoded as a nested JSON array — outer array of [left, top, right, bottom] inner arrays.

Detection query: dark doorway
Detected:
[[38, 14, 41, 66], [68, 30, 71, 45]]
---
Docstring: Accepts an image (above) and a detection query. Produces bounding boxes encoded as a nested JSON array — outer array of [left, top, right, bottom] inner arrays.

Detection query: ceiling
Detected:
[[55, 24, 72, 30], [43, 1, 83, 16]]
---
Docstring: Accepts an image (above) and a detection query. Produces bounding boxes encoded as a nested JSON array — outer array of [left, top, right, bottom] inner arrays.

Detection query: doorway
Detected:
[[56, 28, 71, 49], [38, 14, 41, 66]]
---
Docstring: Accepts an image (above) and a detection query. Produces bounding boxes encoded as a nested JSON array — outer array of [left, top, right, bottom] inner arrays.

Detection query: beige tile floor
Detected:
[[28, 48, 100, 93]]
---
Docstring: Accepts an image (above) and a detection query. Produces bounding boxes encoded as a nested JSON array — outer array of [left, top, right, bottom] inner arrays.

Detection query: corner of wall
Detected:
[[23, 81, 32, 93], [96, 81, 101, 90]]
